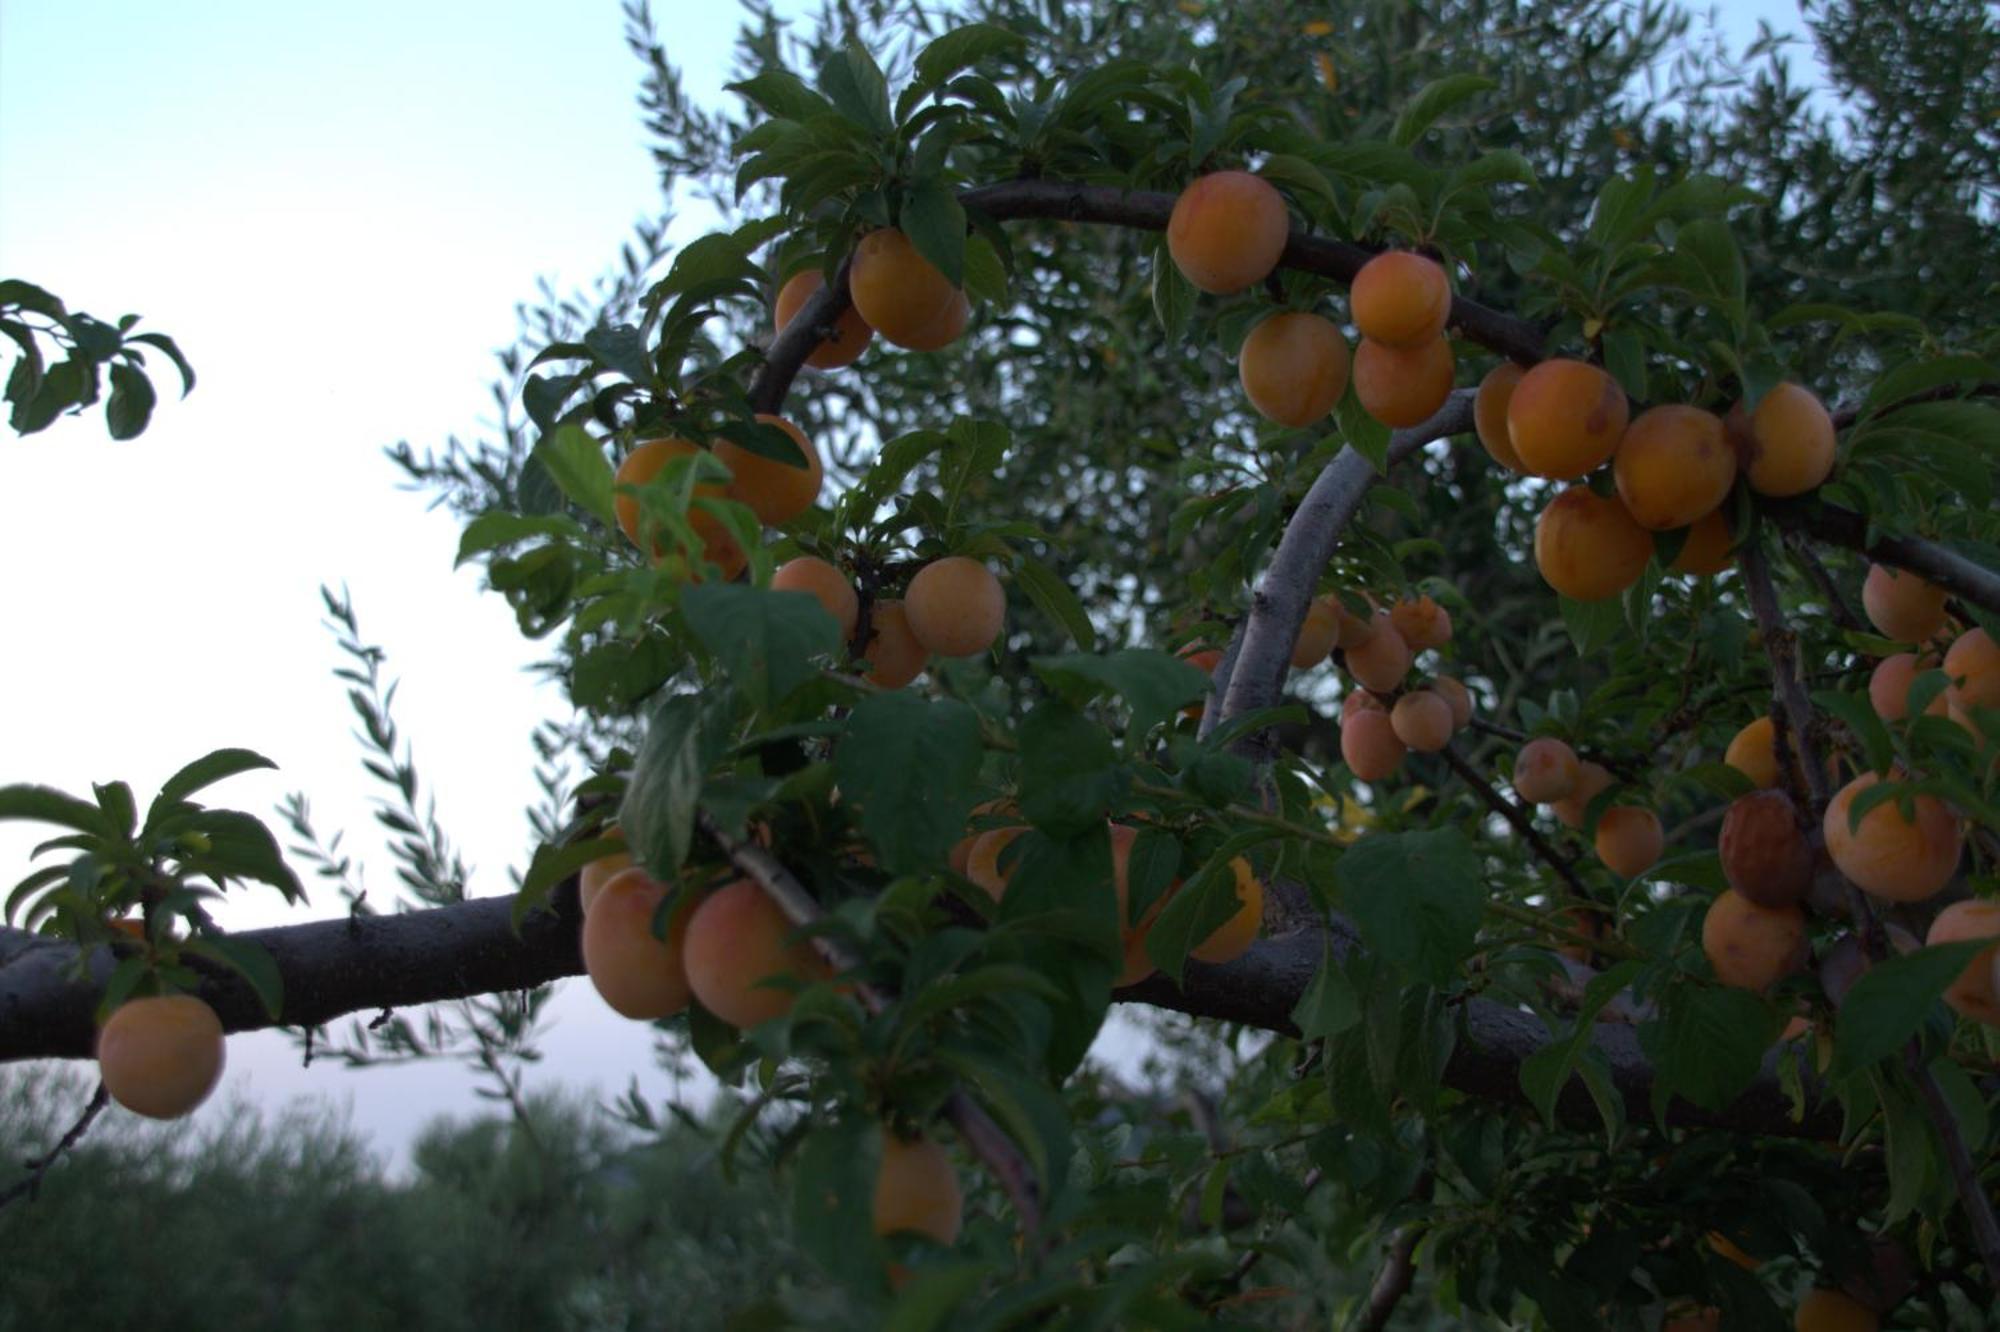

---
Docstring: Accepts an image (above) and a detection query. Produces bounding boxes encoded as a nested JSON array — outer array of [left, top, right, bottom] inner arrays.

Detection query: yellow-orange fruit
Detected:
[[1670, 507, 1735, 576], [1724, 716, 1783, 789], [1343, 687, 1385, 719], [97, 994, 226, 1121], [1432, 675, 1473, 729], [1719, 790, 1813, 908], [614, 437, 740, 574], [1701, 889, 1807, 991], [1708, 1232, 1760, 1272], [1166, 171, 1290, 295], [1179, 644, 1224, 720], [849, 228, 962, 349], [949, 798, 1016, 876], [1331, 600, 1376, 649], [861, 600, 928, 688], [1861, 565, 1948, 644], [1352, 336, 1454, 429], [771, 555, 858, 641], [1350, 250, 1451, 348], [714, 415, 822, 528], [1595, 806, 1663, 877], [1472, 361, 1529, 472], [582, 866, 694, 1020], [1945, 627, 2000, 713], [1792, 1288, 1877, 1332], [1506, 359, 1629, 479], [1344, 614, 1413, 691], [1612, 405, 1734, 531], [897, 289, 971, 352], [874, 1132, 963, 1246], [1189, 859, 1264, 964], [1341, 709, 1406, 782], [1730, 383, 1835, 497], [1551, 761, 1614, 830], [577, 826, 633, 914], [774, 269, 873, 370], [1292, 595, 1342, 669], [1239, 312, 1350, 428], [1533, 487, 1651, 602], [1109, 824, 1167, 986], [1513, 737, 1580, 803], [905, 557, 1005, 658], [683, 878, 830, 1028], [1388, 595, 1451, 651], [1869, 653, 1947, 721], [966, 826, 1027, 902], [1390, 690, 1454, 752], [1925, 900, 2000, 1026], [1823, 772, 1964, 903]]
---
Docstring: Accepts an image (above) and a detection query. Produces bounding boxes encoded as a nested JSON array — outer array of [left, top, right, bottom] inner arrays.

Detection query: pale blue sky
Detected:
[[1, 0, 1822, 1163]]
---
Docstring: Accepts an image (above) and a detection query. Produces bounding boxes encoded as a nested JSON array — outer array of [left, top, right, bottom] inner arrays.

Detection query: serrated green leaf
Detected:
[[1336, 829, 1482, 987]]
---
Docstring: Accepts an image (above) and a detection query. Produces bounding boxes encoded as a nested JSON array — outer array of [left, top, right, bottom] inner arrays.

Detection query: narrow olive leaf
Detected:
[[1335, 829, 1482, 987], [0, 784, 112, 837], [532, 423, 617, 528], [181, 935, 283, 1019], [1831, 940, 1990, 1080]]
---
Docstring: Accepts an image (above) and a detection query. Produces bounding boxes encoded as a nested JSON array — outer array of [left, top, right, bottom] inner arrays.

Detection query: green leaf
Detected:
[[1336, 830, 1482, 987], [1669, 219, 1747, 330], [1151, 239, 1194, 340], [1146, 851, 1254, 986], [1639, 983, 1775, 1113], [181, 935, 283, 1019], [681, 582, 842, 712], [1558, 594, 1624, 654], [0, 278, 67, 319], [531, 424, 617, 528], [1518, 961, 1643, 1130], [818, 38, 893, 138], [1812, 688, 1894, 777], [454, 511, 585, 566], [514, 834, 623, 927], [186, 809, 305, 901], [1032, 649, 1204, 746], [900, 180, 967, 289], [1017, 702, 1127, 837], [1291, 939, 1361, 1040], [790, 1117, 886, 1280], [834, 693, 981, 875], [9, 355, 90, 434], [727, 68, 834, 121], [0, 784, 111, 838], [104, 362, 156, 439], [125, 331, 196, 395], [1390, 73, 1496, 146], [1012, 555, 1096, 651], [621, 693, 724, 876], [154, 748, 278, 811], [912, 23, 1025, 88], [1831, 940, 1990, 1080]]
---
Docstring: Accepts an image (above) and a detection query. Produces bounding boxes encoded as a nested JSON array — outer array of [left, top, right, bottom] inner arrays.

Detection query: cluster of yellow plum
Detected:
[[771, 552, 1007, 687], [1511, 736, 1662, 878]]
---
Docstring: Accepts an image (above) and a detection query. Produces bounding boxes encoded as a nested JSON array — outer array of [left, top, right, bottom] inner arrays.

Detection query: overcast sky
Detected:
[[1, 0, 1816, 1166]]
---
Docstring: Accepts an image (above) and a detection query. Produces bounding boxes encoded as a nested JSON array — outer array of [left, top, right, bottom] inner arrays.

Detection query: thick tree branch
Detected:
[[1766, 499, 2000, 619], [1355, 1222, 1424, 1332]]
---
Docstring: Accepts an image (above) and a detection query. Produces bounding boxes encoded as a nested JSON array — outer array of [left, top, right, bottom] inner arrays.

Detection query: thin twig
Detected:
[[0, 1081, 108, 1211], [1784, 529, 1864, 632], [1436, 745, 1591, 901], [1355, 1223, 1425, 1332], [694, 811, 1045, 1236]]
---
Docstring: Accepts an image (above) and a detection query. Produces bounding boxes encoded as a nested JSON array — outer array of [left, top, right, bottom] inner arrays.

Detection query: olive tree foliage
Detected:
[[7, 0, 2000, 1329]]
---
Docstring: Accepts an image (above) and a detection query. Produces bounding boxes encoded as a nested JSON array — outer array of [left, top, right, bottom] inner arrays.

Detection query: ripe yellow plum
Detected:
[[1166, 172, 1290, 295], [1612, 405, 1734, 531], [1239, 311, 1350, 428], [1533, 487, 1651, 602], [1507, 359, 1628, 479], [1823, 773, 1964, 903]]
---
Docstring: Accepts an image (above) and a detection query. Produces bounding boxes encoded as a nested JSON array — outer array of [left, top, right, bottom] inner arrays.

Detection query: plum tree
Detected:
[[1387, 594, 1451, 651], [859, 599, 928, 688], [771, 555, 860, 641], [848, 228, 965, 349], [1513, 736, 1580, 803], [1389, 689, 1453, 752], [713, 415, 822, 528], [577, 826, 634, 914], [1288, 594, 1341, 668], [1594, 806, 1663, 878], [1340, 707, 1405, 782], [613, 436, 742, 576], [1926, 900, 2000, 1026], [873, 1131, 963, 1247], [1341, 612, 1413, 691], [1550, 760, 1613, 830], [1944, 626, 1999, 712], [1471, 360, 1529, 472], [1719, 790, 1813, 908], [1791, 1287, 1878, 1332], [96, 994, 226, 1121], [1867, 653, 1946, 720], [1701, 890, 1807, 991], [1669, 507, 1735, 576]]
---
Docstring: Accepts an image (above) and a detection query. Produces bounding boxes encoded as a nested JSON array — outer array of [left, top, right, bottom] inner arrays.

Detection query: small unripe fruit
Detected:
[[874, 1132, 963, 1247], [1925, 899, 2000, 1026], [861, 599, 928, 688], [582, 867, 694, 1020], [1189, 859, 1264, 964], [1239, 312, 1351, 428], [1944, 627, 2000, 713], [1432, 675, 1473, 729], [771, 555, 859, 640], [905, 557, 1005, 657], [1390, 690, 1454, 752], [1343, 615, 1413, 691], [1612, 405, 1735, 531], [1594, 806, 1663, 878], [1533, 487, 1652, 602], [1166, 171, 1290, 295], [965, 826, 1027, 902], [97, 994, 227, 1121], [774, 269, 872, 370], [1729, 382, 1835, 497], [1513, 737, 1580, 803], [1507, 359, 1629, 479], [1719, 790, 1813, 908], [1341, 709, 1406, 782], [1669, 507, 1734, 577], [1550, 761, 1614, 830], [715, 415, 823, 528], [1792, 1287, 1877, 1332], [1701, 890, 1807, 991], [1860, 564, 1948, 643], [1388, 594, 1451, 651], [1352, 336, 1454, 428], [1823, 772, 1964, 903], [1868, 653, 1946, 721], [1472, 361, 1529, 472], [1350, 251, 1450, 348], [1291, 595, 1342, 669], [683, 879, 830, 1029], [849, 228, 963, 350]]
